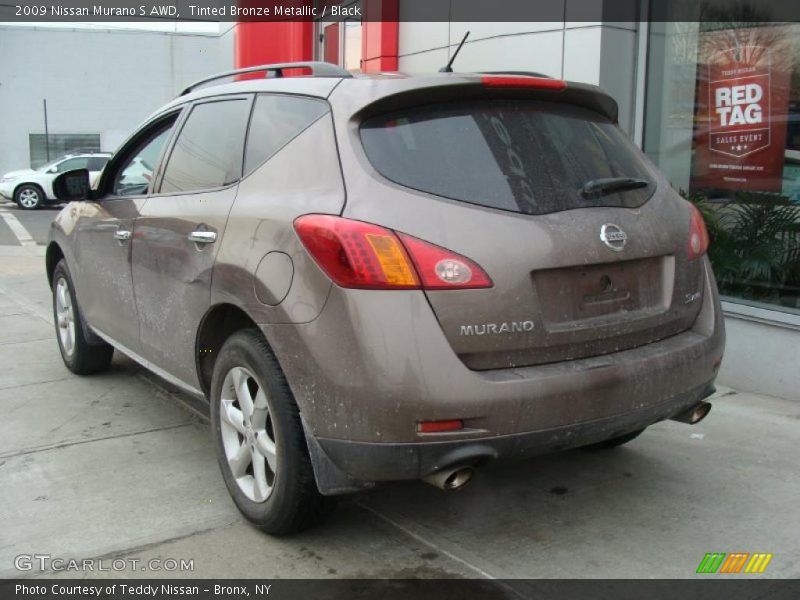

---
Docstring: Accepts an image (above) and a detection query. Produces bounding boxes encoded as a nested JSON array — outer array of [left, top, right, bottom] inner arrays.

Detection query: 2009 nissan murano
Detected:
[[47, 63, 725, 535]]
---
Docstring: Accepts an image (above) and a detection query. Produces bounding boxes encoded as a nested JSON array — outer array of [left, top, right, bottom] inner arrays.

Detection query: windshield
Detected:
[[360, 100, 656, 215]]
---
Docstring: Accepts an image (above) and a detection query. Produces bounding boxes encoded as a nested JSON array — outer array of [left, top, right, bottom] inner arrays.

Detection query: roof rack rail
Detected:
[[180, 62, 352, 96], [480, 71, 553, 79]]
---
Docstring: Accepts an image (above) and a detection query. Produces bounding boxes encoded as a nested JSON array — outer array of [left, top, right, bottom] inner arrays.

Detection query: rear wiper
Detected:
[[580, 177, 649, 198]]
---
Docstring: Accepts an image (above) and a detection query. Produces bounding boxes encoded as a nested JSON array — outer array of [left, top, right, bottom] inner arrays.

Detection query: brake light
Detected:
[[687, 203, 710, 260], [293, 215, 492, 290], [294, 215, 418, 289], [397, 233, 492, 290], [480, 75, 566, 91]]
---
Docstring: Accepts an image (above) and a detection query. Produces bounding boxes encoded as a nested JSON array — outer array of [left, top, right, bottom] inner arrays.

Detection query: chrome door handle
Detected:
[[187, 231, 217, 244], [114, 230, 132, 241]]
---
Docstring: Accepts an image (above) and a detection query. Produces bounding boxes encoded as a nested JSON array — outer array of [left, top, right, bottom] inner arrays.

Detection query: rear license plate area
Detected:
[[533, 256, 671, 328]]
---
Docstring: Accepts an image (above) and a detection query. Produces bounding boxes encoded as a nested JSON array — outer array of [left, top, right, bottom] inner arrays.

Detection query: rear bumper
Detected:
[[261, 257, 725, 485], [315, 381, 715, 482]]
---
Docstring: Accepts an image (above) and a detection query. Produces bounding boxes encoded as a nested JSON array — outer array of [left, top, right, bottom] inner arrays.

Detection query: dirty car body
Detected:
[[46, 65, 725, 532]]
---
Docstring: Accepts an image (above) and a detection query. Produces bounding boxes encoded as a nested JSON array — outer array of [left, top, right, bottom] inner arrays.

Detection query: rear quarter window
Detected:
[[360, 100, 656, 215], [244, 94, 330, 175]]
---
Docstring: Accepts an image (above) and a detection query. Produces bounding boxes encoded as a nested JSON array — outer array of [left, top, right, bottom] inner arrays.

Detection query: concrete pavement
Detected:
[[1, 244, 798, 580], [0, 201, 60, 246]]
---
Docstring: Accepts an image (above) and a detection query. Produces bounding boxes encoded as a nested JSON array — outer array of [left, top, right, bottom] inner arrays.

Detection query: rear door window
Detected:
[[360, 100, 656, 215], [159, 98, 250, 194]]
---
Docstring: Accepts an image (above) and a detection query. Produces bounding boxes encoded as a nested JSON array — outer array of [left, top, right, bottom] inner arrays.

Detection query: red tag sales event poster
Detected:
[[691, 27, 793, 193]]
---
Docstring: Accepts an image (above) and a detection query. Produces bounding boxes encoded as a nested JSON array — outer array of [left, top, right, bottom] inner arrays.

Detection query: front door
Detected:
[[73, 113, 181, 352], [131, 96, 252, 388]]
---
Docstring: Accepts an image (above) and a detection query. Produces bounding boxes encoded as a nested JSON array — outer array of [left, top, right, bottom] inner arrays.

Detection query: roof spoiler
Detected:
[[481, 71, 553, 79], [353, 77, 619, 124], [180, 61, 352, 96]]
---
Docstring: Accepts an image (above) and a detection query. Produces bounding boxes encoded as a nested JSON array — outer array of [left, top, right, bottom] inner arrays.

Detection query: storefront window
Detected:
[[644, 22, 800, 313]]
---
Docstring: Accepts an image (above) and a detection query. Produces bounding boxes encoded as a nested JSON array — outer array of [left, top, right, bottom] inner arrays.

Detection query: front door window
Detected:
[[114, 127, 173, 197]]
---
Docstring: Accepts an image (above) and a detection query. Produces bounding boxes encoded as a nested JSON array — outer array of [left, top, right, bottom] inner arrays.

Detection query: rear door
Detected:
[[131, 95, 252, 387], [355, 98, 704, 369]]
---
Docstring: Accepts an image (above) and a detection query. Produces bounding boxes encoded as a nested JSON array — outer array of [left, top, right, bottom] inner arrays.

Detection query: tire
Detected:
[[15, 184, 45, 210], [582, 428, 645, 450], [210, 329, 335, 535], [52, 259, 114, 375]]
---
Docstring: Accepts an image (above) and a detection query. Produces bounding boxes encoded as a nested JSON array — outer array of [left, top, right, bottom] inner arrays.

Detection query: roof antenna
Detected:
[[439, 31, 470, 73]]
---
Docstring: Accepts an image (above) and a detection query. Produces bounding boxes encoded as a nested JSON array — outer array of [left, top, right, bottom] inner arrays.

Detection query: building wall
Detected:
[[397, 21, 640, 134], [0, 26, 233, 175], [719, 311, 800, 400]]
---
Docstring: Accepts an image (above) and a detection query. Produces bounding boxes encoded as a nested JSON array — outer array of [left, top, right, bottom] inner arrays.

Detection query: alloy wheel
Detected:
[[219, 366, 278, 503], [18, 188, 40, 208], [55, 277, 76, 357]]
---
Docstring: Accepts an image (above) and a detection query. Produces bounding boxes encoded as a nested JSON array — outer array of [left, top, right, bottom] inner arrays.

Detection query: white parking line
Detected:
[[0, 207, 37, 246]]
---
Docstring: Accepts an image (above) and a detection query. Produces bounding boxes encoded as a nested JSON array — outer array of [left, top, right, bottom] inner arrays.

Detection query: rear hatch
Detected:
[[347, 82, 704, 370]]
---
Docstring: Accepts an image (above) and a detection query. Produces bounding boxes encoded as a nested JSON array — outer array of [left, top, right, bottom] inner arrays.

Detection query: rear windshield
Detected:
[[360, 100, 656, 215]]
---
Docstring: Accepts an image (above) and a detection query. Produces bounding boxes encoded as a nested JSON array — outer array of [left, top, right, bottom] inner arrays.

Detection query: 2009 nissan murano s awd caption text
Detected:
[[46, 63, 725, 535]]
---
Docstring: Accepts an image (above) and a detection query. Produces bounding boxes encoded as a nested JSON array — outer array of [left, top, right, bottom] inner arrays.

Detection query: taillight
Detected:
[[293, 215, 419, 289], [480, 75, 567, 91], [293, 215, 492, 290], [687, 203, 710, 260]]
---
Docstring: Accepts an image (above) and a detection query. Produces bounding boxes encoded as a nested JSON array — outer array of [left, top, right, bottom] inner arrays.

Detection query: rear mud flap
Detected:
[[301, 416, 375, 496]]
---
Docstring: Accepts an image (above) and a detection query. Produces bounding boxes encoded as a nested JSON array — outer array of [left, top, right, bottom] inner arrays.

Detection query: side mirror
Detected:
[[52, 169, 91, 202], [47, 166, 58, 174]]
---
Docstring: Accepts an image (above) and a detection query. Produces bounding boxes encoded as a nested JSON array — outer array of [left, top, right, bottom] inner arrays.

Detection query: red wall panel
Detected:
[[233, 1, 314, 70], [361, 0, 399, 72], [233, 0, 399, 74]]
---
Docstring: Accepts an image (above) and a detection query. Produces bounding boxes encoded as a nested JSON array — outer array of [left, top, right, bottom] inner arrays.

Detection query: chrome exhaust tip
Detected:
[[422, 466, 474, 491], [670, 401, 712, 424]]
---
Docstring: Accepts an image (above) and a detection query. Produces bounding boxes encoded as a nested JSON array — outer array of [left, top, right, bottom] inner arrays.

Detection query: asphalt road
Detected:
[[1, 244, 799, 582], [0, 200, 63, 246]]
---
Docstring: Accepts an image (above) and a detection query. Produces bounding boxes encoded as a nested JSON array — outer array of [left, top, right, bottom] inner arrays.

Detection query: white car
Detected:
[[0, 152, 111, 209]]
